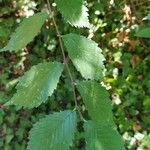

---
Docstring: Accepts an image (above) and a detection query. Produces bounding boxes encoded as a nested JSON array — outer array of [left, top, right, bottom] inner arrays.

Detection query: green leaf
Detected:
[[136, 27, 150, 38], [84, 121, 125, 150], [0, 12, 48, 52], [78, 81, 125, 149], [143, 13, 150, 21], [63, 34, 105, 80], [77, 80, 114, 125], [55, 0, 90, 28], [6, 62, 64, 108], [27, 110, 77, 150]]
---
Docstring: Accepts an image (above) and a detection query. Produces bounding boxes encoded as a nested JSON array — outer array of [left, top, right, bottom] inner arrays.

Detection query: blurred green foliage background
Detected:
[[0, 0, 150, 149]]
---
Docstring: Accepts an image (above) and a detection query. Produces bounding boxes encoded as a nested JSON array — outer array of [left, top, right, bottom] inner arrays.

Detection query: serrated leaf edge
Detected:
[[63, 34, 105, 80], [5, 61, 64, 108], [0, 12, 48, 52], [55, 1, 90, 28]]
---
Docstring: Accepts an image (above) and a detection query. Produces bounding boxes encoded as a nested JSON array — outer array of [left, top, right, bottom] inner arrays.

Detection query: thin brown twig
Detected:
[[46, 0, 84, 121]]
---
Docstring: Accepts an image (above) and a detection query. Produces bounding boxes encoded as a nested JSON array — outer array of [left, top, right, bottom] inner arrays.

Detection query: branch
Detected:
[[46, 0, 84, 121]]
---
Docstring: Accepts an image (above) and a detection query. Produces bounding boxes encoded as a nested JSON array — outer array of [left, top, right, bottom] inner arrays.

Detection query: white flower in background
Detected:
[[22, 0, 37, 17]]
